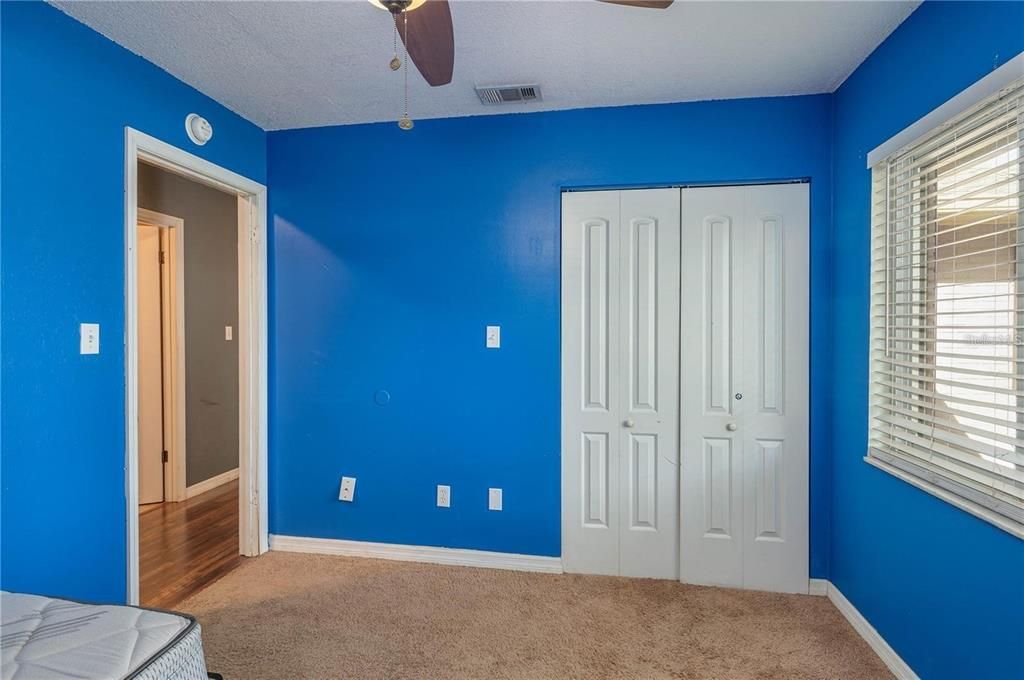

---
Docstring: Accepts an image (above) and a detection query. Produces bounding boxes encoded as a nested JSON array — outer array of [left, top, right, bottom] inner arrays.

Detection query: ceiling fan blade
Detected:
[[395, 0, 454, 87], [597, 0, 674, 8]]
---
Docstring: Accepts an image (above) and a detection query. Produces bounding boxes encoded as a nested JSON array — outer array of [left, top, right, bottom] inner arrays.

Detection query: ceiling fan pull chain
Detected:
[[389, 22, 400, 71], [398, 10, 413, 130]]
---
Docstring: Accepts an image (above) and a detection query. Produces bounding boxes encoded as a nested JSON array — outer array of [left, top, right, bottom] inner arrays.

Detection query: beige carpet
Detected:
[[179, 552, 891, 680]]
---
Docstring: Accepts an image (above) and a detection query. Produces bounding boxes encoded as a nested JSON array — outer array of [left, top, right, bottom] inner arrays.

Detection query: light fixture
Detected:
[[367, 0, 425, 130], [368, 0, 426, 11]]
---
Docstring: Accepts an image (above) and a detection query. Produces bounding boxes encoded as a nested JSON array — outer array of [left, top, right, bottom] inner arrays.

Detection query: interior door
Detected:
[[679, 183, 809, 594], [137, 224, 165, 505], [562, 188, 680, 578]]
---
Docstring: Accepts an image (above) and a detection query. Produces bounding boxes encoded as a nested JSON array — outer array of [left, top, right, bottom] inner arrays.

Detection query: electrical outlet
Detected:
[[436, 484, 451, 508], [488, 488, 503, 511], [339, 476, 356, 502]]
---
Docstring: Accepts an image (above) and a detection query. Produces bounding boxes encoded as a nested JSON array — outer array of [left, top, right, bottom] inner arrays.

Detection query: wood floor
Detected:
[[140, 480, 241, 609]]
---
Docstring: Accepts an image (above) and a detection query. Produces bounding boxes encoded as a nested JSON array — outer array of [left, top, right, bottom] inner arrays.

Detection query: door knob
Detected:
[[623, 419, 636, 428], [726, 422, 738, 432]]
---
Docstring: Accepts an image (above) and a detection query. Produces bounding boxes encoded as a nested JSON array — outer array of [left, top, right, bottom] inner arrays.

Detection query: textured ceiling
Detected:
[[52, 0, 919, 130]]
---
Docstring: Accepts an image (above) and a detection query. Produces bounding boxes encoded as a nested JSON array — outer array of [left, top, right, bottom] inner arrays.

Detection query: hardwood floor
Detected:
[[140, 480, 241, 609]]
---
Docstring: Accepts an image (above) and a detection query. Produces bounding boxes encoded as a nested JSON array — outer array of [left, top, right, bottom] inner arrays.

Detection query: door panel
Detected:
[[563, 191, 621, 576], [703, 215, 734, 415], [740, 184, 809, 594], [618, 188, 679, 579], [680, 183, 808, 594], [563, 188, 679, 579], [681, 188, 744, 587], [138, 224, 164, 505]]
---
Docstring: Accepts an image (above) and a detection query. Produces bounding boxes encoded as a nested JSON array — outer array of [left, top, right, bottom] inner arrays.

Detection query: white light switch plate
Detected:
[[80, 323, 100, 355], [436, 484, 451, 508], [486, 325, 501, 349], [488, 488, 503, 511], [339, 476, 356, 502], [225, 325, 233, 341]]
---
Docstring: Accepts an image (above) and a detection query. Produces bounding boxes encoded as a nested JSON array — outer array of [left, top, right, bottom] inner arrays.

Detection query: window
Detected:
[[869, 78, 1024, 537]]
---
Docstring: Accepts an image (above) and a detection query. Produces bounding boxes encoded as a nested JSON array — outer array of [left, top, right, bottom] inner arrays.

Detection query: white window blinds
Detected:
[[869, 78, 1024, 536]]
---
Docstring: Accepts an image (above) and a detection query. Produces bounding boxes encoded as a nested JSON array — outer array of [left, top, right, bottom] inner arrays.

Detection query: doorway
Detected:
[[125, 128, 268, 606], [560, 183, 810, 594]]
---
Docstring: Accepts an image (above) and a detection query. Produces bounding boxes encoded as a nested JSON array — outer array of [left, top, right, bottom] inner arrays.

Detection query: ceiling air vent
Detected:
[[475, 84, 541, 105]]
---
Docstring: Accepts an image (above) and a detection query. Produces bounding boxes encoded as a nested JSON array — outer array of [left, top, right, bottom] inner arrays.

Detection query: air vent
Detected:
[[475, 84, 541, 105]]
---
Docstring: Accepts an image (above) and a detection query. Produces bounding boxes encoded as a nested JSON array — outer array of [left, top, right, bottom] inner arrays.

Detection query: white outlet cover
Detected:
[[80, 323, 100, 355], [339, 476, 356, 502], [436, 484, 451, 508], [488, 488, 503, 511]]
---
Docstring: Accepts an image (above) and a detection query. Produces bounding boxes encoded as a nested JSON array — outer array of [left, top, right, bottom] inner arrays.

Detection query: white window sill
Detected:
[[864, 455, 1024, 541]]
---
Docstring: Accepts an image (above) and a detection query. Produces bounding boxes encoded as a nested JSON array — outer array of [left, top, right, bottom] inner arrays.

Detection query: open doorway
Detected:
[[135, 164, 243, 607], [125, 129, 268, 607]]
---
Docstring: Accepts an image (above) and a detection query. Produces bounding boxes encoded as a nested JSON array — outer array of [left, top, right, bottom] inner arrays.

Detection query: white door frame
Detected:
[[124, 127, 269, 605], [137, 208, 186, 503]]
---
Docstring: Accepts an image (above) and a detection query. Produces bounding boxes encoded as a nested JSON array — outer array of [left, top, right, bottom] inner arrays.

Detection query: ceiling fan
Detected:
[[369, 0, 673, 129]]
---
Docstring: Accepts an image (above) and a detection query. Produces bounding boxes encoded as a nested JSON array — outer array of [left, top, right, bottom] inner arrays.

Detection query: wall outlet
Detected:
[[488, 488, 503, 511], [339, 476, 356, 502], [80, 323, 100, 355], [436, 484, 451, 508]]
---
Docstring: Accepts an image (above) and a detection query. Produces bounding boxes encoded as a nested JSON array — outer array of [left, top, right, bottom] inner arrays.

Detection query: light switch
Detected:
[[488, 488, 503, 511], [225, 325, 233, 341], [486, 325, 501, 349], [80, 323, 100, 355]]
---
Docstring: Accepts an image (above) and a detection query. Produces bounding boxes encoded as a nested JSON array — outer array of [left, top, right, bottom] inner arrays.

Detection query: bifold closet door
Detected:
[[561, 188, 680, 579], [679, 183, 809, 594]]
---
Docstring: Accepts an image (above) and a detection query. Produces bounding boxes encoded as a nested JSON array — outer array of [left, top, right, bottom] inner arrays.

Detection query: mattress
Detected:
[[1, 591, 209, 680]]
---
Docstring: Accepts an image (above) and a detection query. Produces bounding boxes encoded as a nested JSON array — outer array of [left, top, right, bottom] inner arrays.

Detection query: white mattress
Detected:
[[1, 591, 209, 680]]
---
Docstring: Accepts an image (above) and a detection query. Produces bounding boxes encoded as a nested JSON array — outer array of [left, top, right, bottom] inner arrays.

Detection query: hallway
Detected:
[[140, 481, 241, 609]]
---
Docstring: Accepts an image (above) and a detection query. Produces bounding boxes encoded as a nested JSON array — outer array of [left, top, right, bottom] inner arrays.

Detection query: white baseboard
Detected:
[[808, 578, 829, 596], [184, 467, 239, 499], [269, 534, 564, 574], [818, 580, 919, 680]]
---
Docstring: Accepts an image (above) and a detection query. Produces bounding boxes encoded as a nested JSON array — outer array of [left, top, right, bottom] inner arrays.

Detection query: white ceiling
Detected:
[[53, 0, 918, 130]]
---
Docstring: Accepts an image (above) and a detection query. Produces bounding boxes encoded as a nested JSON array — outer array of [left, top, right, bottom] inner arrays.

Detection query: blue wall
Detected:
[[0, 2, 265, 603], [830, 3, 1024, 679], [267, 95, 834, 572]]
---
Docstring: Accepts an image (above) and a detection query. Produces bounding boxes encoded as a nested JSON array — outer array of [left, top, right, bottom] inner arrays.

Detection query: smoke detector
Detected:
[[475, 84, 541, 105]]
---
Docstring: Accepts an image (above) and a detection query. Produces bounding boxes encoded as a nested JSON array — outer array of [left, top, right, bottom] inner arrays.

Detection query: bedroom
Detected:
[[1, 1, 1021, 679]]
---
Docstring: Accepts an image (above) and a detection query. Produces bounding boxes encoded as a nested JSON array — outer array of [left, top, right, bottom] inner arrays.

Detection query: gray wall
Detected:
[[138, 162, 239, 487]]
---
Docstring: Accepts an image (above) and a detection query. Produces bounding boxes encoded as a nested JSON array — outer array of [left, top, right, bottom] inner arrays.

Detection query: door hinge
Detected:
[[159, 250, 166, 265], [162, 450, 169, 463]]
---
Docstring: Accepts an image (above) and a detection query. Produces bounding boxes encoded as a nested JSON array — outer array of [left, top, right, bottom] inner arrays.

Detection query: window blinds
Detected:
[[869, 78, 1024, 535]]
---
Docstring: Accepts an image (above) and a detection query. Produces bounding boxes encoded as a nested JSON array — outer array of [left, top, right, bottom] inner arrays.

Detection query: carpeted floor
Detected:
[[179, 552, 891, 680]]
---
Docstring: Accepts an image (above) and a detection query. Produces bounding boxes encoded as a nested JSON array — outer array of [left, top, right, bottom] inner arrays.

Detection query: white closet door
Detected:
[[617, 189, 680, 579], [562, 188, 680, 578], [562, 190, 622, 576], [679, 183, 809, 594]]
